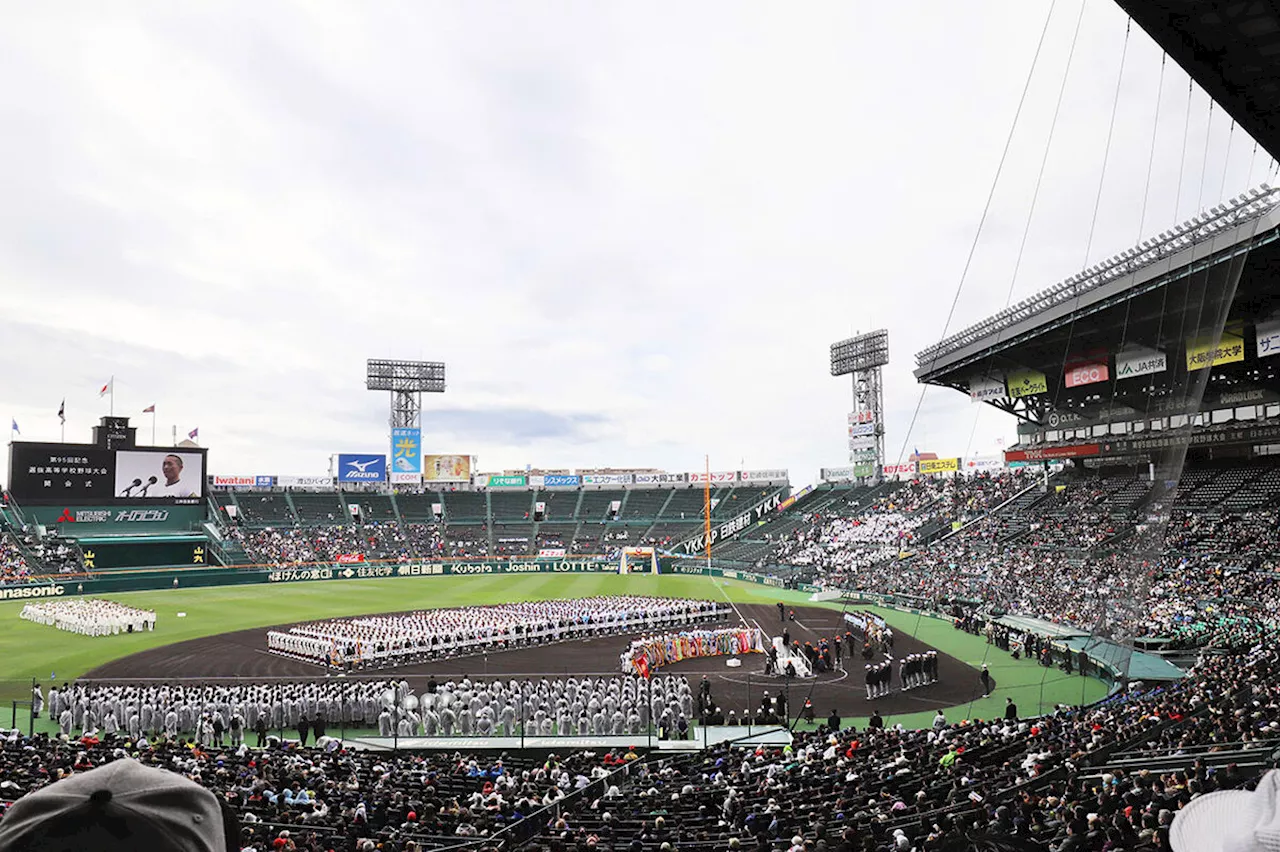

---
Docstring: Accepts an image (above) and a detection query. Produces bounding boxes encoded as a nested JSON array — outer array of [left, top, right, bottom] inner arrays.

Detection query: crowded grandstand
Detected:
[[7, 4, 1280, 852]]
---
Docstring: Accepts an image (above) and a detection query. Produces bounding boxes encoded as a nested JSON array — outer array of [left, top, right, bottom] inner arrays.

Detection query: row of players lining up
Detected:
[[266, 596, 727, 667], [19, 598, 157, 636], [30, 674, 698, 741]]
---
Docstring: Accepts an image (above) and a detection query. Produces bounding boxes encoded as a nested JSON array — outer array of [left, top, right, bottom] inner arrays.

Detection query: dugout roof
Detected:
[[1115, 1, 1280, 163]]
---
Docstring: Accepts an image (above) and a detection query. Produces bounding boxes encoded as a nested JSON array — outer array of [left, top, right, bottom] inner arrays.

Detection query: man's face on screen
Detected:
[[163, 455, 182, 483]]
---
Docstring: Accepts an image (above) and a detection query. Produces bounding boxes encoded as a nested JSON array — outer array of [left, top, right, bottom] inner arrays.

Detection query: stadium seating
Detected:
[[9, 642, 1276, 851]]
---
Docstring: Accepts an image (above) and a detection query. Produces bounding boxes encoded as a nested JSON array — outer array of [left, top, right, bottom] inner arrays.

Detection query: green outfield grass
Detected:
[[0, 574, 1109, 733]]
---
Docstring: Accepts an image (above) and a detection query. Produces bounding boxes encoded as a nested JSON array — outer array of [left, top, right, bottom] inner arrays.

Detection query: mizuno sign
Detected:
[[337, 454, 387, 482]]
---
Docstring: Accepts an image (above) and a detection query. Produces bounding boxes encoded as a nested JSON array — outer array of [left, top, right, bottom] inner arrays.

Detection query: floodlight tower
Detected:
[[830, 330, 889, 481], [366, 359, 447, 429]]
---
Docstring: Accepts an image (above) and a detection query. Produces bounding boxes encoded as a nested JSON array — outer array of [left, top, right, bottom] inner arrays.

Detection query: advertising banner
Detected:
[[688, 471, 737, 483], [390, 472, 421, 484], [390, 428, 422, 476], [883, 462, 916, 477], [1186, 325, 1245, 371], [848, 423, 877, 437], [848, 436, 877, 451], [422, 454, 472, 482], [212, 476, 258, 488], [676, 492, 783, 555], [962, 456, 1004, 473], [1257, 319, 1280, 359], [969, 375, 1006, 402], [1115, 346, 1167, 379], [918, 458, 959, 474], [255, 475, 273, 488], [278, 475, 333, 488], [739, 469, 787, 482], [24, 504, 208, 533], [543, 474, 581, 487], [1064, 354, 1110, 388], [582, 473, 633, 485], [336, 454, 387, 483], [847, 411, 875, 425], [1006, 369, 1048, 398], [821, 466, 857, 482], [852, 462, 876, 477], [487, 475, 527, 488], [1003, 444, 1100, 462], [538, 548, 567, 558]]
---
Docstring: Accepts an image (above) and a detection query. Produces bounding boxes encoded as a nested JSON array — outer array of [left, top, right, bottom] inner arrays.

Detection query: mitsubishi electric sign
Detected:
[[337, 454, 387, 482]]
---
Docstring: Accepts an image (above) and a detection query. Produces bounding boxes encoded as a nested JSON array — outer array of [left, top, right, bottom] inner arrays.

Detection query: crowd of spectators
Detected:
[[757, 467, 1280, 648], [235, 524, 407, 566], [0, 532, 30, 585], [3, 640, 1276, 851]]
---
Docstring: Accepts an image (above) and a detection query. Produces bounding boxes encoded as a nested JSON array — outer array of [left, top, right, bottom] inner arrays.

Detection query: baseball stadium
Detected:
[[4, 4, 1280, 852]]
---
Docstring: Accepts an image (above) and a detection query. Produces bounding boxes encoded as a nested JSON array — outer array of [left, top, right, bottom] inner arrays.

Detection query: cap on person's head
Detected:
[[1172, 768, 1280, 852], [0, 758, 230, 852]]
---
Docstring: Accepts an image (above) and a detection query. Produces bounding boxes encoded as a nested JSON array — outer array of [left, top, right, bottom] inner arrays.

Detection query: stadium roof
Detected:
[[914, 185, 1280, 395], [1114, 1, 1280, 163]]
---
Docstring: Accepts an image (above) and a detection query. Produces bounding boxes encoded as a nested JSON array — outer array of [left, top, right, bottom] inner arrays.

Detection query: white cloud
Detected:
[[0, 0, 1269, 487]]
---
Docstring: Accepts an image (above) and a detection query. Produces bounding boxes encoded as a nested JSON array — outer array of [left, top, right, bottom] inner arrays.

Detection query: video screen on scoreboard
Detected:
[[7, 443, 207, 505], [113, 450, 204, 500]]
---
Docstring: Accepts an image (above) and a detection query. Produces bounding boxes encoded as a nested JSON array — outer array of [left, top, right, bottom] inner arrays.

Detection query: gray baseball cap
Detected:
[[0, 758, 229, 852]]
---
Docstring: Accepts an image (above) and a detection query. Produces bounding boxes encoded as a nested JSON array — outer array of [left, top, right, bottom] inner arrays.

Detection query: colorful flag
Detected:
[[57, 401, 65, 425], [188, 427, 199, 440], [142, 404, 155, 414], [99, 379, 113, 397], [10, 419, 18, 435]]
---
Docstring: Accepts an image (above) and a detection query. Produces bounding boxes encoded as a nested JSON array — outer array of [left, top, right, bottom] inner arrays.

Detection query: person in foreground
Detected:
[[1171, 768, 1280, 852], [0, 758, 232, 852]]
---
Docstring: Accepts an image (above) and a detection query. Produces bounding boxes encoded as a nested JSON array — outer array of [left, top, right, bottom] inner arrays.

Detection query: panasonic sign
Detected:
[[0, 585, 65, 600]]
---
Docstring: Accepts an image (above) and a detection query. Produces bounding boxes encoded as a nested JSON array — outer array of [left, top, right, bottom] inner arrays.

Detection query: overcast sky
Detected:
[[1, 1, 1272, 487]]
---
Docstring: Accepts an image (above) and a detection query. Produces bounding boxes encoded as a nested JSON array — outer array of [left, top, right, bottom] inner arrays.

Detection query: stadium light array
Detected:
[[831, 330, 890, 376], [916, 183, 1280, 369]]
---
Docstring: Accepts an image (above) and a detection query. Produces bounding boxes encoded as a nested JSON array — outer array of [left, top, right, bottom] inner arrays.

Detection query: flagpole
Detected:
[[704, 454, 712, 571], [109, 376, 114, 417], [152, 411, 156, 446]]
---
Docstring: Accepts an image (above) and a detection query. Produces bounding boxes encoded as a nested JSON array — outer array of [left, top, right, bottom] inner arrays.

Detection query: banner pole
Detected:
[[704, 455, 712, 570]]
